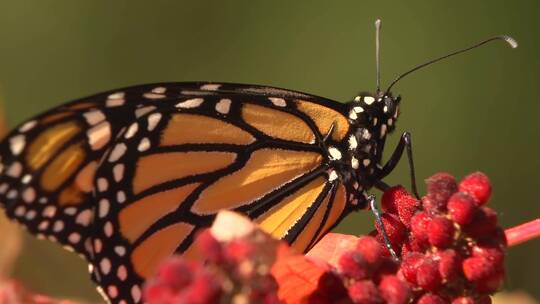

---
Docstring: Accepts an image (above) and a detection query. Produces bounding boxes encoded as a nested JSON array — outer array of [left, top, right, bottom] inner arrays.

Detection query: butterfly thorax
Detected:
[[327, 92, 401, 206]]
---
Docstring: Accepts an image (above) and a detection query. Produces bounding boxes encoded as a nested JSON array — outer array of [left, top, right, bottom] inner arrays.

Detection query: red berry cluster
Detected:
[[144, 229, 281, 304], [336, 236, 411, 304], [373, 172, 505, 303]]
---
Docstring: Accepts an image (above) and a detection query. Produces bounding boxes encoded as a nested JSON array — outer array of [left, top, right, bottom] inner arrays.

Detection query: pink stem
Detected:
[[505, 218, 540, 247]]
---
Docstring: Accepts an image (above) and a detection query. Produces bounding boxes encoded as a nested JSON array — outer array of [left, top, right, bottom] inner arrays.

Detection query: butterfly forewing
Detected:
[[0, 82, 355, 303]]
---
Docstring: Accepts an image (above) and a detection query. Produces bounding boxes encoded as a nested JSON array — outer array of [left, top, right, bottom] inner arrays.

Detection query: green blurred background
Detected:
[[0, 1, 538, 302]]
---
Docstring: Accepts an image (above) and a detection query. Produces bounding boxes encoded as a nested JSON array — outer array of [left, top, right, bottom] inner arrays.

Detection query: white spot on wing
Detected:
[[87, 122, 111, 151], [106, 92, 125, 107], [68, 233, 81, 244], [200, 84, 221, 91], [42, 206, 56, 218], [113, 164, 125, 182], [152, 87, 167, 94], [124, 123, 138, 139], [97, 178, 108, 192], [22, 187, 36, 203], [108, 143, 127, 162], [147, 113, 162, 131], [53, 220, 64, 232], [114, 246, 126, 256], [364, 96, 375, 105], [269, 97, 286, 107], [76, 209, 93, 226], [98, 199, 110, 218], [108, 92, 125, 100], [9, 135, 25, 155], [117, 265, 128, 281], [19, 120, 37, 133], [83, 110, 106, 125], [7, 162, 22, 178], [137, 138, 150, 152], [143, 92, 166, 99], [116, 191, 126, 203], [104, 221, 113, 237], [135, 106, 157, 118], [131, 285, 142, 303], [176, 98, 204, 109], [215, 98, 231, 114], [100, 258, 112, 275]]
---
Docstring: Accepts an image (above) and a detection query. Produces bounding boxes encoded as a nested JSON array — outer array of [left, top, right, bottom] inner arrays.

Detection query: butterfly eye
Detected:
[[383, 97, 395, 115]]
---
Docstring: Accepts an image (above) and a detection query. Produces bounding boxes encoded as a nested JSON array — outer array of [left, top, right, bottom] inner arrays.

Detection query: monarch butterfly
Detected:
[[0, 20, 516, 303]]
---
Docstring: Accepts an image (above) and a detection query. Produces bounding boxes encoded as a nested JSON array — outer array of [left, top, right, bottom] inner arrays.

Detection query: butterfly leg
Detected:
[[368, 195, 399, 261], [377, 132, 419, 199]]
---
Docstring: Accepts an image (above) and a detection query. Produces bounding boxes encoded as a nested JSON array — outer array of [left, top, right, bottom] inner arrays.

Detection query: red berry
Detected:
[[378, 275, 411, 304], [428, 217, 455, 248], [410, 212, 432, 243], [466, 207, 498, 237], [143, 281, 175, 303], [416, 259, 442, 291], [181, 273, 222, 304], [381, 186, 404, 214], [424, 172, 458, 211], [477, 295, 493, 304], [459, 172, 492, 205], [157, 257, 194, 290], [417, 293, 447, 304], [373, 258, 400, 283], [434, 249, 461, 281], [462, 257, 497, 281], [338, 251, 371, 280], [356, 236, 385, 268], [374, 213, 407, 250], [382, 186, 420, 227], [472, 243, 504, 270], [451, 296, 475, 304], [397, 198, 420, 228], [224, 239, 256, 263], [348, 280, 384, 304], [195, 229, 224, 263], [475, 271, 505, 293], [447, 192, 477, 225], [401, 253, 425, 284], [401, 236, 428, 256], [315, 271, 349, 299]]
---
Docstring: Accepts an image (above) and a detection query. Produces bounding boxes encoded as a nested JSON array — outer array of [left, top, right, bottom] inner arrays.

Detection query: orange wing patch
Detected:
[[191, 149, 323, 214], [133, 151, 236, 194], [26, 121, 81, 170], [119, 183, 200, 242], [295, 100, 349, 141], [242, 104, 316, 144], [40, 142, 86, 192], [131, 223, 194, 279], [161, 114, 255, 146], [255, 176, 327, 252], [314, 184, 347, 243]]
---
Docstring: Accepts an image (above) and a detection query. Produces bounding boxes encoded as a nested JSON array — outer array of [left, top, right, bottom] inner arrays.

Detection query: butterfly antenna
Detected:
[[385, 35, 518, 93], [375, 19, 382, 93]]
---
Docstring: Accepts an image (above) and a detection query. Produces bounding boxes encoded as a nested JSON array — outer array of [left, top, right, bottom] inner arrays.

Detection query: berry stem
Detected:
[[505, 218, 540, 247]]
